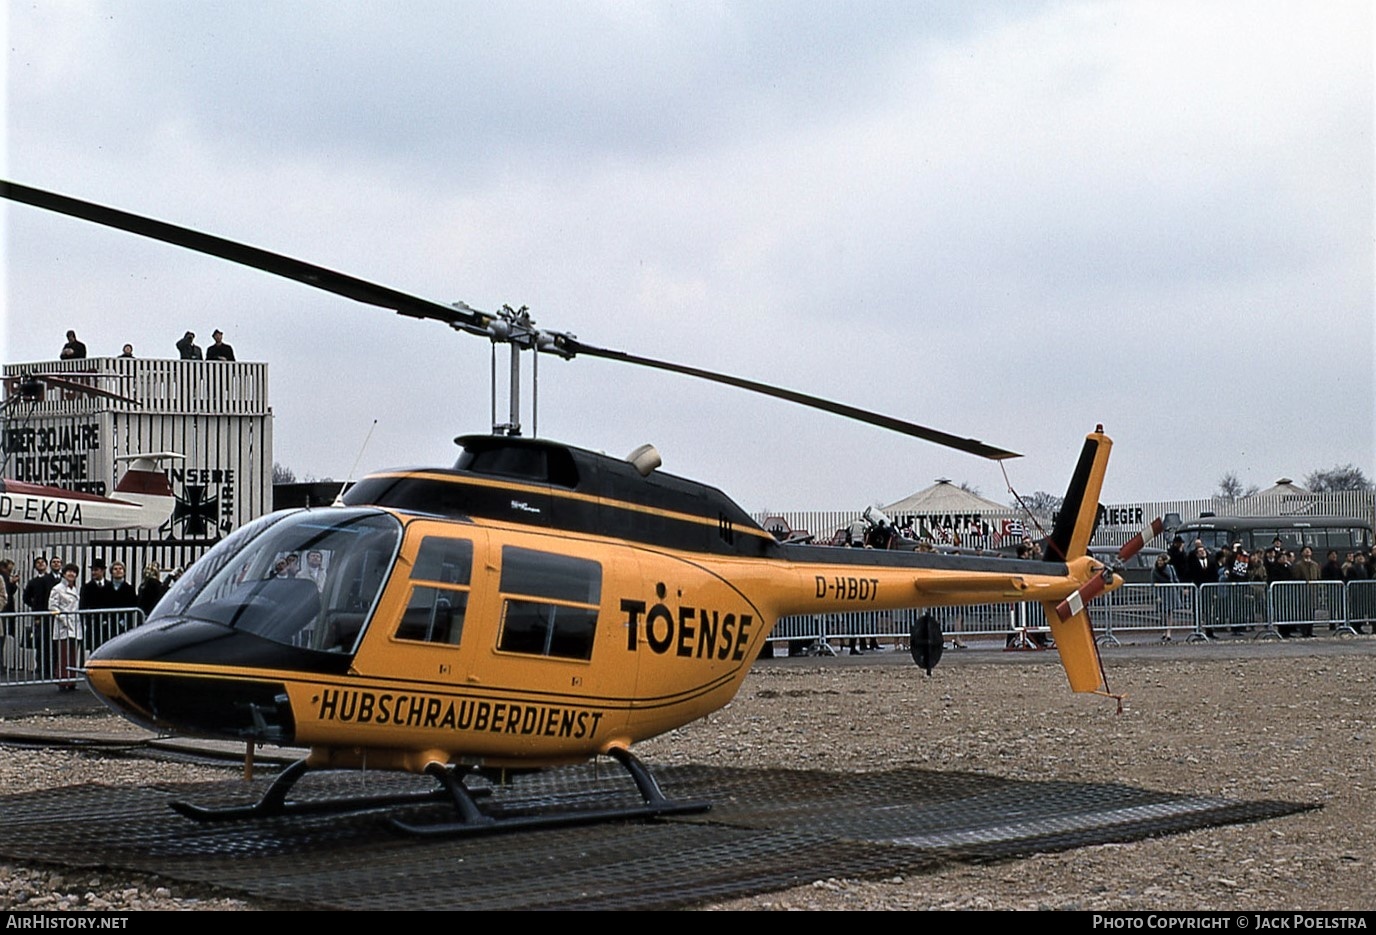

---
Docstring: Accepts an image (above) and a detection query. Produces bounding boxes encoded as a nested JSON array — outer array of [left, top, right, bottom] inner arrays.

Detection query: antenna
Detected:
[[331, 419, 378, 506]]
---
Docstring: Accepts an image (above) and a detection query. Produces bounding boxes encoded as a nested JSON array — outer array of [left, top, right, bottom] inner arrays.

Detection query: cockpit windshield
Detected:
[[150, 509, 402, 653]]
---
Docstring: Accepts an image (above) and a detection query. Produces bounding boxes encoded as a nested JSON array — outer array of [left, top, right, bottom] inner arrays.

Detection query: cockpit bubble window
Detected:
[[150, 509, 401, 654], [496, 546, 601, 660], [397, 537, 474, 646]]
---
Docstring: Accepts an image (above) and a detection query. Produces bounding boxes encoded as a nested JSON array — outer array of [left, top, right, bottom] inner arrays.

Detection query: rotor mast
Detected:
[[474, 304, 569, 437]]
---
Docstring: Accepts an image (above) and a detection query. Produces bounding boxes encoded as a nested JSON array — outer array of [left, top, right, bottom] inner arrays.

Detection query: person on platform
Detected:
[[61, 330, 87, 359], [119, 343, 135, 358], [176, 331, 202, 360], [48, 563, 83, 692], [205, 329, 236, 361]]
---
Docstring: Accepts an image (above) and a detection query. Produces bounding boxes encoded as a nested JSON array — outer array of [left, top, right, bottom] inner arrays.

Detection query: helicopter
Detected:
[[1, 371, 181, 534], [2, 180, 1152, 836]]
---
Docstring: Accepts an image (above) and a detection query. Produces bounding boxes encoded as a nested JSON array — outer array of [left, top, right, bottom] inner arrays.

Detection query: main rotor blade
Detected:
[[560, 339, 1020, 460], [5, 179, 1020, 460], [1, 180, 491, 331]]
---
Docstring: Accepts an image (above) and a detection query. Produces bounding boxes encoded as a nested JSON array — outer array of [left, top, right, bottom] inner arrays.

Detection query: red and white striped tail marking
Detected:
[[1054, 572, 1108, 621], [1117, 516, 1165, 561]]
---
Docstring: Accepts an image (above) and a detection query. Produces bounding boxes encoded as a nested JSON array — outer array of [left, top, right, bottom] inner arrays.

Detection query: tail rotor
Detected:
[[1052, 516, 1165, 623]]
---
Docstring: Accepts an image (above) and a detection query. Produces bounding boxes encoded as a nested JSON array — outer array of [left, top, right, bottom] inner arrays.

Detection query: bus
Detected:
[[1171, 515, 1373, 557]]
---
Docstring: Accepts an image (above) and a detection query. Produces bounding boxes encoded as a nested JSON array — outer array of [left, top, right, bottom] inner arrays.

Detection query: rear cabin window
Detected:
[[397, 537, 474, 646], [497, 546, 601, 660]]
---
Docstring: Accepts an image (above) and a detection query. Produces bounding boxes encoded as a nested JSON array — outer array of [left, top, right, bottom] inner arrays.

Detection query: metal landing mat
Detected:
[[0, 764, 1315, 911]]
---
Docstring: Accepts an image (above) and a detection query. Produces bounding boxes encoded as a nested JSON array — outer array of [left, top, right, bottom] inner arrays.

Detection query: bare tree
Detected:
[[272, 462, 297, 485], [1214, 472, 1257, 500], [1013, 490, 1064, 517], [1304, 464, 1374, 493]]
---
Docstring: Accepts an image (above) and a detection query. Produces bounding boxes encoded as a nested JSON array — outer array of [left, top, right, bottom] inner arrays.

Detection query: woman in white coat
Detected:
[[48, 563, 82, 691]]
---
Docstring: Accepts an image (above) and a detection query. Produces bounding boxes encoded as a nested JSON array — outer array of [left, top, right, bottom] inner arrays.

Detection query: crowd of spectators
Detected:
[[2, 554, 180, 690], [1165, 535, 1376, 638]]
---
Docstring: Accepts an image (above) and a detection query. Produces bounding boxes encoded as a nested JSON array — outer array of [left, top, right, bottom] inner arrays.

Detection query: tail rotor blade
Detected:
[[1117, 516, 1165, 561], [1053, 571, 1109, 622]]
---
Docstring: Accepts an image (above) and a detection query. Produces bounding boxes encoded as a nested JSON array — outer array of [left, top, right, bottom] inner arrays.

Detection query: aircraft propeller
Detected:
[[3, 371, 140, 411]]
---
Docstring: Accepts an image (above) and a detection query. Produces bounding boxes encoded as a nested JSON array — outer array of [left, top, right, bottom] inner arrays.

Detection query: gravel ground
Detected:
[[1, 637, 1373, 911]]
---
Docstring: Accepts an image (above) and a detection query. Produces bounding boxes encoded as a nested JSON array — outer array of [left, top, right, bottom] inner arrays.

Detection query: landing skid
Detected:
[[168, 757, 459, 821], [392, 747, 711, 838], [168, 748, 710, 836]]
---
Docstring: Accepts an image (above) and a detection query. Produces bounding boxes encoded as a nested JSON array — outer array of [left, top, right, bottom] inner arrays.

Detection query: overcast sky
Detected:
[[3, 1, 1372, 514]]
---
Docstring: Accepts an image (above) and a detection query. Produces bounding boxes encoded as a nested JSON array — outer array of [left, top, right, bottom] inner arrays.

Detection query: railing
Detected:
[[764, 580, 1376, 652], [3, 357, 270, 416], [5, 582, 1372, 683], [1, 609, 146, 687]]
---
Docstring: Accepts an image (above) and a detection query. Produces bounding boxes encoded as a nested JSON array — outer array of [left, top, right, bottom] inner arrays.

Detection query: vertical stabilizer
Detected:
[[1043, 427, 1112, 563], [1043, 427, 1115, 697], [112, 452, 181, 529]]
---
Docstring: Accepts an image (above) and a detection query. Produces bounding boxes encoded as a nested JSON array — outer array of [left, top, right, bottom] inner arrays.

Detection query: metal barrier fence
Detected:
[[1, 608, 146, 687], [766, 580, 1376, 652], [5, 583, 1372, 678]]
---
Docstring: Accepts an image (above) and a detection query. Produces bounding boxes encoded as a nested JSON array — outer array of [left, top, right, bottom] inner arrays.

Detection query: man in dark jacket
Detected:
[[61, 330, 87, 359], [22, 556, 56, 612], [205, 329, 236, 361], [79, 559, 110, 611], [1181, 542, 1215, 586], [176, 331, 203, 360], [1181, 542, 1218, 637], [105, 561, 139, 636]]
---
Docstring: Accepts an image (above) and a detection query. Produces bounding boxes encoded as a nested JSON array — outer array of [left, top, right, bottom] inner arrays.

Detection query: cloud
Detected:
[[3, 1, 1371, 511]]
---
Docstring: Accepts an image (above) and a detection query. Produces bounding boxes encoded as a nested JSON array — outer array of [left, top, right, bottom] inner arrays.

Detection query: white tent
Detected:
[[883, 478, 1008, 514], [881, 479, 1018, 546], [1254, 477, 1310, 497]]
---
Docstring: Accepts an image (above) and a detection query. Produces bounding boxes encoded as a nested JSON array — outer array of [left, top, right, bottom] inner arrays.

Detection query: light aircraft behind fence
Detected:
[[1, 371, 181, 535]]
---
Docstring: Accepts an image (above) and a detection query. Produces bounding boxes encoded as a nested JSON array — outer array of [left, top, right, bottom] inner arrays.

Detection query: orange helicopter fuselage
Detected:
[[85, 432, 1112, 775]]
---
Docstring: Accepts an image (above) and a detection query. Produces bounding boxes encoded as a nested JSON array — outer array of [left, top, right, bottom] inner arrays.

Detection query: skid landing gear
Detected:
[[394, 747, 711, 838], [169, 747, 710, 837], [169, 757, 457, 821]]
